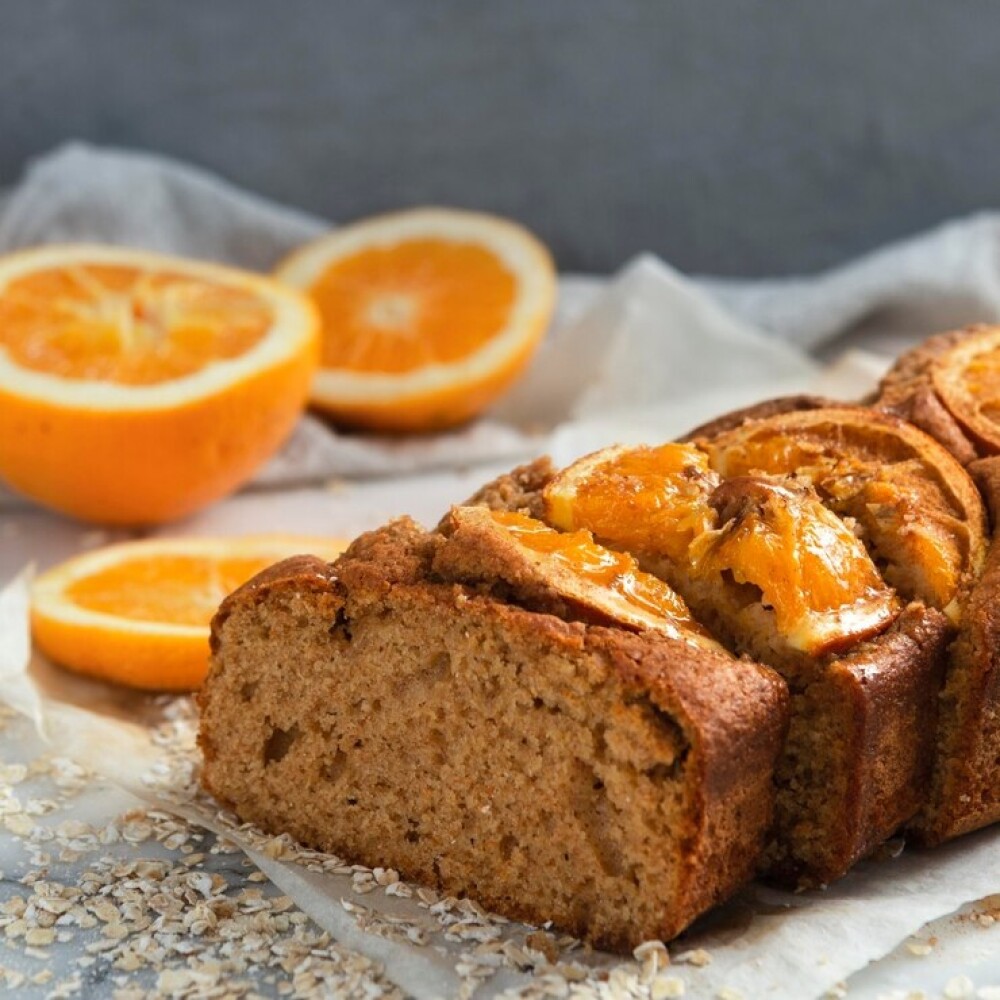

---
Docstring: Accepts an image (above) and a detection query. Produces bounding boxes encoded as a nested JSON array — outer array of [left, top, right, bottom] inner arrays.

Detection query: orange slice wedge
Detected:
[[31, 535, 347, 690], [0, 245, 319, 525], [932, 327, 1000, 454], [544, 443, 898, 656], [697, 407, 987, 620], [275, 208, 555, 432], [544, 443, 721, 563], [692, 478, 899, 655], [440, 506, 719, 648]]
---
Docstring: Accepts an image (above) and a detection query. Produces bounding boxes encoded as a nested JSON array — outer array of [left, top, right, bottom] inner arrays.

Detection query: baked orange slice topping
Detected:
[[0, 245, 319, 525], [31, 535, 347, 691], [544, 442, 898, 655], [698, 408, 987, 620], [932, 327, 1000, 454], [442, 507, 718, 646], [692, 478, 899, 655], [544, 443, 721, 563], [275, 208, 555, 432]]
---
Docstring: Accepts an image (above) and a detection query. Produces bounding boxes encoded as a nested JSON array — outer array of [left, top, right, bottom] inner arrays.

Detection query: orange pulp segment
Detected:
[[699, 408, 987, 617], [692, 479, 899, 654], [311, 239, 516, 374], [935, 328, 1000, 445], [0, 244, 319, 525], [544, 443, 721, 563], [544, 443, 898, 655], [0, 264, 272, 385]]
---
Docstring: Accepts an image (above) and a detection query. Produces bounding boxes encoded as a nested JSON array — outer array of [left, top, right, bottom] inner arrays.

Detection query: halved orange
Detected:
[[275, 208, 556, 432], [30, 536, 347, 691], [0, 245, 319, 525]]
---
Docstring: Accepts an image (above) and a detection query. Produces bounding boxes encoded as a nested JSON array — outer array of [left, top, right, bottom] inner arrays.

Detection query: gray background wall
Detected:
[[1, 1, 998, 276]]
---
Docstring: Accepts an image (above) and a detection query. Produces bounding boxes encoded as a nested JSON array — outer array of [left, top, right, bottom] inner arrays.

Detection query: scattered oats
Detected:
[[946, 977, 976, 1000], [526, 930, 560, 964], [2, 968, 25, 989], [0, 763, 27, 784], [651, 975, 686, 999], [717, 988, 743, 1000], [4, 918, 26, 940], [634, 939, 669, 960], [373, 867, 399, 886], [247, 871, 267, 883], [905, 939, 933, 956], [24, 927, 56, 948], [30, 968, 53, 984], [4, 813, 33, 837], [674, 948, 712, 967]]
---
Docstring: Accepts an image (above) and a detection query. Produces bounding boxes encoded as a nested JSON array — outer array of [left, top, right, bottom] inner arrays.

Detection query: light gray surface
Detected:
[[2, 1, 1000, 275]]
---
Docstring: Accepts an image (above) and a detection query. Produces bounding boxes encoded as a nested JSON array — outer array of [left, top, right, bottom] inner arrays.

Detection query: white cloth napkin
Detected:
[[4, 142, 1000, 507]]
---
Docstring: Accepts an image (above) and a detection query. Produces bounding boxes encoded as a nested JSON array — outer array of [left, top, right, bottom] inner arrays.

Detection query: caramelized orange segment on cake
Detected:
[[932, 327, 1000, 452], [699, 408, 987, 619], [542, 442, 897, 655], [443, 507, 718, 647], [544, 443, 721, 563], [691, 479, 899, 655]]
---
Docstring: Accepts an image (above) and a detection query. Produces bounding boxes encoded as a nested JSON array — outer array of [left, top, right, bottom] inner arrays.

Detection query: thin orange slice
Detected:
[[933, 327, 1000, 454], [443, 506, 718, 648], [0, 245, 319, 525], [275, 208, 555, 432], [697, 407, 987, 620], [544, 443, 898, 655], [544, 443, 721, 563], [691, 478, 899, 655], [31, 535, 347, 691]]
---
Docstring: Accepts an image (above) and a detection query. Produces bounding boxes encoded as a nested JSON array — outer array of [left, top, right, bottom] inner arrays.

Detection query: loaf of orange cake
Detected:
[[200, 517, 788, 950], [198, 326, 1000, 947]]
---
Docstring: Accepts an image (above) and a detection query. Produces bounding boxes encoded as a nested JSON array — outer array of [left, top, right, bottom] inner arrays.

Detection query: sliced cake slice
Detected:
[[199, 516, 787, 951]]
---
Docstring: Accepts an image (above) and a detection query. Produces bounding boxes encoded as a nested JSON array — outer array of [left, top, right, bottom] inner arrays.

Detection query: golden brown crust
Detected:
[[681, 395, 849, 442], [451, 456, 555, 523], [201, 522, 788, 950], [797, 605, 949, 884], [876, 325, 995, 465], [907, 453, 1000, 844], [472, 417, 967, 885], [690, 395, 1000, 851]]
